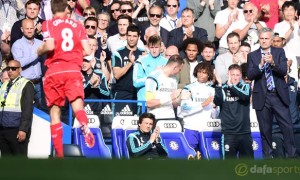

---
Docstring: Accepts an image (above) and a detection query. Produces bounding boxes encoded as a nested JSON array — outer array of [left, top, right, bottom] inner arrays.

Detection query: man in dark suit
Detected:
[[167, 7, 208, 48], [139, 4, 169, 46], [247, 27, 297, 158]]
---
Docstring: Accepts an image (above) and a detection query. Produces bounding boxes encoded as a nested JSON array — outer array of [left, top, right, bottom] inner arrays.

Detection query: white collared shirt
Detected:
[[159, 15, 179, 32]]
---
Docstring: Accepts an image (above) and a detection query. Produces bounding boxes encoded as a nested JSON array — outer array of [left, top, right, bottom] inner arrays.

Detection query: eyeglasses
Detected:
[[5, 66, 20, 71], [67, 0, 77, 2], [85, 25, 96, 30], [243, 10, 253, 14], [149, 14, 162, 18], [111, 9, 120, 13], [166, 4, 177, 8], [83, 12, 96, 16], [121, 9, 133, 13]]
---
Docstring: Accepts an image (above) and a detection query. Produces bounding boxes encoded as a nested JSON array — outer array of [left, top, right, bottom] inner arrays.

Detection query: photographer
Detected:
[[126, 112, 168, 159]]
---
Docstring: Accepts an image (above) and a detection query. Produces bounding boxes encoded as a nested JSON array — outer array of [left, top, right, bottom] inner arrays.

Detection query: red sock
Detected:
[[50, 123, 63, 158], [75, 110, 88, 126]]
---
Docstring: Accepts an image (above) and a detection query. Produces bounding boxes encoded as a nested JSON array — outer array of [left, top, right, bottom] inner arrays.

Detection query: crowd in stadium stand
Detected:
[[1, 0, 300, 159]]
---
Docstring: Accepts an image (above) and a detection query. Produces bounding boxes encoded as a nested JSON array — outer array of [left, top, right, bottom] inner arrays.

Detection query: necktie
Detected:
[[265, 62, 273, 91], [171, 19, 177, 29]]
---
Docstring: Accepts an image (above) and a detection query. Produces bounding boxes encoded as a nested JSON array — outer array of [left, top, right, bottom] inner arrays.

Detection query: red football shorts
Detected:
[[43, 71, 84, 107]]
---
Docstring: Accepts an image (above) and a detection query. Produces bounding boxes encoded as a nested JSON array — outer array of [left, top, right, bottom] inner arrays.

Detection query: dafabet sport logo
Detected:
[[235, 163, 300, 176]]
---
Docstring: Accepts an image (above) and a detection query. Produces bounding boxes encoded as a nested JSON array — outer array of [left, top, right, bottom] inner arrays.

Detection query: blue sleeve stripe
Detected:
[[233, 83, 250, 96], [129, 135, 151, 153]]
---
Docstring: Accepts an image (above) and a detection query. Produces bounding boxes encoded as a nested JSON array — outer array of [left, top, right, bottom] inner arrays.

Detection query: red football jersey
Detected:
[[42, 17, 88, 69]]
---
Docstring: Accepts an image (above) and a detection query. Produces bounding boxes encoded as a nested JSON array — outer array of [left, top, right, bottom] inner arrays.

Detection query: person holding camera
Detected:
[[247, 27, 297, 159], [126, 112, 168, 159]]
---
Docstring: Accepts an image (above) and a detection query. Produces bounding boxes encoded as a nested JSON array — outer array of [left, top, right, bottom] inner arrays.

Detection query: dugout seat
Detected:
[[111, 116, 139, 159], [198, 119, 222, 160], [250, 114, 263, 159], [73, 128, 111, 158], [156, 120, 196, 159]]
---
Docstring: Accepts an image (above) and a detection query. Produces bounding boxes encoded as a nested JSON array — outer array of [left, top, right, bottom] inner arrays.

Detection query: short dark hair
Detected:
[[228, 64, 242, 73], [25, 0, 40, 9], [181, 7, 194, 17], [202, 41, 216, 52], [51, 0, 68, 14], [126, 24, 140, 36], [148, 4, 163, 16], [227, 31, 240, 42], [240, 41, 251, 49], [117, 14, 133, 24], [148, 35, 162, 46], [167, 55, 184, 66], [138, 113, 156, 128], [180, 38, 203, 52], [193, 63, 214, 81], [84, 17, 98, 27], [282, 1, 296, 11]]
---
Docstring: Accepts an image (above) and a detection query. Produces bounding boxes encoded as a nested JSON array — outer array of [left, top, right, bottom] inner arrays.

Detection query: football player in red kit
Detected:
[[38, 0, 94, 158]]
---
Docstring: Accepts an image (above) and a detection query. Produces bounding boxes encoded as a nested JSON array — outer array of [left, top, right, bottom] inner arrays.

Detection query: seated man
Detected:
[[126, 112, 168, 159]]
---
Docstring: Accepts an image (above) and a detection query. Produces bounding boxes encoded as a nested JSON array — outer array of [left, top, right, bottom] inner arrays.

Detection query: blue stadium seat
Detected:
[[198, 119, 222, 160], [156, 120, 196, 159], [73, 128, 111, 158], [250, 115, 263, 159], [111, 116, 139, 159]]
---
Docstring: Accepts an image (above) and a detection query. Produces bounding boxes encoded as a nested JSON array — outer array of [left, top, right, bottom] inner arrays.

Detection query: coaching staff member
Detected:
[[0, 60, 34, 157], [247, 27, 297, 158]]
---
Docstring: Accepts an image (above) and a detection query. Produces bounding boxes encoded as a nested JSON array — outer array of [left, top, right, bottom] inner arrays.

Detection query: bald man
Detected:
[[0, 60, 34, 157], [11, 19, 44, 108], [165, 45, 179, 59]]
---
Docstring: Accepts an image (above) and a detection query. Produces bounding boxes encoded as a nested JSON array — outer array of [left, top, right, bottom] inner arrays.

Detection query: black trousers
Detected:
[[0, 127, 29, 157], [256, 91, 296, 158], [223, 134, 254, 159], [272, 133, 285, 158]]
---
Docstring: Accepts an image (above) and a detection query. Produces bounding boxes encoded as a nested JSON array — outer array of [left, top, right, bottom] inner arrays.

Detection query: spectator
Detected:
[[107, 15, 144, 52], [132, 0, 150, 26], [251, 0, 279, 29], [120, 1, 134, 17], [187, 0, 221, 42], [181, 63, 217, 159], [67, 0, 85, 23], [160, 0, 181, 32], [84, 17, 98, 38], [11, 0, 44, 47], [177, 38, 203, 89], [215, 32, 241, 84], [111, 24, 144, 116], [214, 0, 244, 54], [107, 1, 121, 36], [97, 12, 110, 38], [168, 8, 208, 48], [0, 60, 34, 157], [126, 112, 168, 159], [274, 1, 300, 63], [92, 0, 112, 14], [272, 32, 297, 80], [201, 41, 216, 68], [83, 6, 96, 19], [0, 68, 9, 86], [247, 27, 297, 158], [238, 42, 251, 63], [232, 2, 266, 51], [11, 19, 44, 108], [37, 0, 94, 158], [143, 26, 159, 52], [214, 64, 253, 159], [145, 55, 184, 119], [164, 45, 179, 59], [140, 4, 169, 46], [0, 30, 10, 66], [133, 35, 168, 114], [0, 0, 25, 32]]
